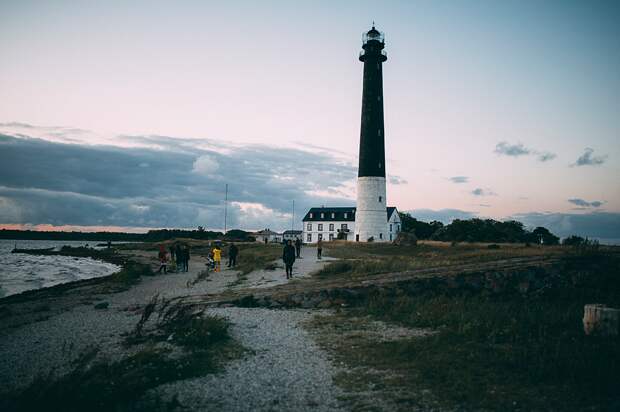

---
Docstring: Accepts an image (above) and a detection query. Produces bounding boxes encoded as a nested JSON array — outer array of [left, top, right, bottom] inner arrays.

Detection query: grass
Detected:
[[3, 298, 244, 412], [315, 241, 568, 280], [227, 243, 282, 287], [106, 261, 154, 292], [308, 252, 620, 411]]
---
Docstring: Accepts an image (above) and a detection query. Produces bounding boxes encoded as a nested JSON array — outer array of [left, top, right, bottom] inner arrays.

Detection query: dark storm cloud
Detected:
[[0, 133, 356, 230], [448, 176, 469, 184], [513, 211, 620, 242], [572, 148, 607, 167], [407, 208, 478, 224], [494, 141, 556, 162], [567, 198, 604, 208]]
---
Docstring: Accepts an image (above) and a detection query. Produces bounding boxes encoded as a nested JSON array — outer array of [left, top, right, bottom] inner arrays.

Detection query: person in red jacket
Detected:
[[157, 245, 168, 274]]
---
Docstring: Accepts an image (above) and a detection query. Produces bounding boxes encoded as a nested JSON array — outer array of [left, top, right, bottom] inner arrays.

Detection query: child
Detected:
[[212, 245, 222, 272]]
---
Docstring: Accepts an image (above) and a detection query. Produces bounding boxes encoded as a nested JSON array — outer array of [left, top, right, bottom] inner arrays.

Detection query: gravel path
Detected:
[[0, 246, 346, 410], [150, 307, 345, 411], [233, 246, 336, 290]]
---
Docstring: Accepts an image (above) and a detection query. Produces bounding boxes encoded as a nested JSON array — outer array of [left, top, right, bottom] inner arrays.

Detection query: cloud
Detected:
[[471, 188, 496, 196], [388, 175, 408, 185], [448, 176, 469, 184], [572, 148, 607, 167], [407, 208, 478, 224], [192, 154, 220, 175], [513, 211, 620, 242], [494, 141, 556, 163], [537, 152, 556, 162], [495, 142, 530, 157], [567, 198, 604, 208], [0, 131, 357, 231]]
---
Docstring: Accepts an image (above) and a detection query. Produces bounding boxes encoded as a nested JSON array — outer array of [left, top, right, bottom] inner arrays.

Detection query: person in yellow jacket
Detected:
[[212, 245, 222, 272]]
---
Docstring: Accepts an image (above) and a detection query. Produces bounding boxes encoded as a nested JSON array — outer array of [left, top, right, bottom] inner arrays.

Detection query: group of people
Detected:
[[157, 243, 191, 274], [206, 243, 240, 272], [156, 237, 323, 281]]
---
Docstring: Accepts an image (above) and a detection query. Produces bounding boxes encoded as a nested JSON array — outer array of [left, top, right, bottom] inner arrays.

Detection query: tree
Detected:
[[530, 227, 560, 245], [562, 235, 585, 246], [398, 212, 442, 239]]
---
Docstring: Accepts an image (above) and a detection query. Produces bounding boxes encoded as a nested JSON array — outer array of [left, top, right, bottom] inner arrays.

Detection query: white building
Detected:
[[253, 229, 282, 243], [302, 207, 401, 243], [282, 230, 303, 242]]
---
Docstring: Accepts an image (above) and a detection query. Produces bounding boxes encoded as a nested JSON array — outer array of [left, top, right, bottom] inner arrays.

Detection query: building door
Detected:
[[356, 234, 359, 242]]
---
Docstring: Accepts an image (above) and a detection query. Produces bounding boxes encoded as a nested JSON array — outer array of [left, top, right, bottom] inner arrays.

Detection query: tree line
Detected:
[[0, 228, 255, 242], [399, 212, 561, 245]]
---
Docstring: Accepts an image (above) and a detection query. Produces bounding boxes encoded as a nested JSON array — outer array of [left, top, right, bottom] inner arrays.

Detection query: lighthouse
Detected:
[[301, 26, 401, 245], [355, 25, 388, 242]]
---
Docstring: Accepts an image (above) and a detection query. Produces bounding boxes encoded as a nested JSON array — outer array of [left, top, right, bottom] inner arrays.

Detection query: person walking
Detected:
[[295, 237, 302, 258], [317, 238, 323, 260], [283, 240, 296, 279], [157, 245, 168, 274], [169, 244, 176, 264], [212, 245, 221, 272], [183, 245, 191, 272], [175, 243, 184, 272], [228, 243, 239, 268]]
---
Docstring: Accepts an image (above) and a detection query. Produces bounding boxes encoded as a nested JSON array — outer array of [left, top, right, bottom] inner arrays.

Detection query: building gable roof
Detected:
[[302, 207, 356, 222], [302, 207, 398, 222]]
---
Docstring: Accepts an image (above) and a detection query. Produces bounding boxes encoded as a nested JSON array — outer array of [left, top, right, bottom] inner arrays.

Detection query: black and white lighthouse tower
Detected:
[[355, 25, 388, 242]]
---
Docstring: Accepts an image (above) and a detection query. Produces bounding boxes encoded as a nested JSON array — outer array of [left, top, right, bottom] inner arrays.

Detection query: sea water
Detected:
[[0, 239, 120, 298]]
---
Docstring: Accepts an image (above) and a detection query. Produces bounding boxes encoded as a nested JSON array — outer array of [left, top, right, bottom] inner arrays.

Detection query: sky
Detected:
[[0, 0, 619, 241]]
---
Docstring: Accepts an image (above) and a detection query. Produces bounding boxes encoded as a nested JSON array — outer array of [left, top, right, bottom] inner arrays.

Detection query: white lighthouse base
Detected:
[[355, 176, 388, 242]]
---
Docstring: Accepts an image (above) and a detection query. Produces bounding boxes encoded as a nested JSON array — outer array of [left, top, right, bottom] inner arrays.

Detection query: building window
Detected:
[[329, 223, 334, 231], [344, 213, 348, 219], [320, 212, 324, 218], [379, 233, 383, 240], [379, 196, 382, 203], [307, 223, 312, 231], [397, 224, 400, 231], [309, 213, 313, 218], [390, 224, 392, 232], [318, 224, 323, 231], [341, 224, 348, 230], [307, 234, 312, 242], [329, 233, 334, 241], [318, 234, 323, 241], [331, 212, 335, 218]]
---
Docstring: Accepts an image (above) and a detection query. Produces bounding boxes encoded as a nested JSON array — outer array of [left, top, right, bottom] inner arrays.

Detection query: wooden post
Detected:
[[583, 304, 620, 336]]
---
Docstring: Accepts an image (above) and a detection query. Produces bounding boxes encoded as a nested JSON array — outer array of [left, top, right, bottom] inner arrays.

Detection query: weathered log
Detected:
[[583, 304, 620, 336]]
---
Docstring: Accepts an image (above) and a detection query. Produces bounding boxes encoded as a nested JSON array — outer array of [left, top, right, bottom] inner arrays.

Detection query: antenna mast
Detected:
[[224, 183, 228, 235]]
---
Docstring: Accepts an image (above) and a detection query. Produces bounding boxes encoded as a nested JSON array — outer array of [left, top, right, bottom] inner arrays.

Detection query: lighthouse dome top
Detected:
[[363, 26, 384, 45]]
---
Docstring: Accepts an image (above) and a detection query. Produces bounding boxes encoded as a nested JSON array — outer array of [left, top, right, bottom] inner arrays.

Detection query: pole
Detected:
[[292, 200, 295, 231], [224, 184, 228, 235]]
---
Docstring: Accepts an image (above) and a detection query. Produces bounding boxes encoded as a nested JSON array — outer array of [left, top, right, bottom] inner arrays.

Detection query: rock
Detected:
[[584, 304, 620, 336], [94, 301, 109, 310]]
